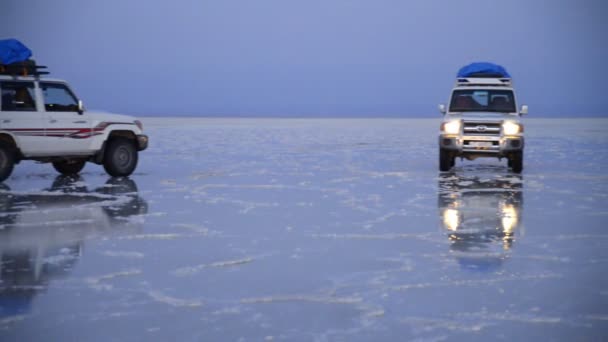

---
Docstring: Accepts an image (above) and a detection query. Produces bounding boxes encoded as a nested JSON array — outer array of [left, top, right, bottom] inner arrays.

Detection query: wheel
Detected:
[[52, 159, 86, 175], [510, 151, 523, 173], [0, 145, 15, 182], [439, 149, 454, 172], [103, 138, 138, 177]]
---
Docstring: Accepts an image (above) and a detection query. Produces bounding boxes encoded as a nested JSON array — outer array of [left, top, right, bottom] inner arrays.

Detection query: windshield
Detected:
[[449, 89, 516, 113]]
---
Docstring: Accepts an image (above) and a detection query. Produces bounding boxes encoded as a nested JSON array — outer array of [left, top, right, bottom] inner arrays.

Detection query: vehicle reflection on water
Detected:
[[0, 176, 147, 317], [438, 172, 523, 271]]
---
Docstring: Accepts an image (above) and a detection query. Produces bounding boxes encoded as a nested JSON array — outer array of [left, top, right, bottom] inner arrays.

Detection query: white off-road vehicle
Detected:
[[0, 62, 148, 182], [438, 63, 527, 173]]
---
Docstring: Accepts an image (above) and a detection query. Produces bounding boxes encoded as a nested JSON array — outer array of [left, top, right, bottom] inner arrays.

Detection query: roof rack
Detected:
[[455, 77, 512, 87], [0, 60, 49, 77]]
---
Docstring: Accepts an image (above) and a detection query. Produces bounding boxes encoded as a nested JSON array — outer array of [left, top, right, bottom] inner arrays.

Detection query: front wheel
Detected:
[[439, 149, 454, 172], [0, 145, 15, 183], [510, 151, 523, 173], [53, 159, 86, 175], [103, 138, 138, 177]]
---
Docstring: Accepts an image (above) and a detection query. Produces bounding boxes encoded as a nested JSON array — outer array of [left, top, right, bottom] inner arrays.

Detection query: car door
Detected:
[[0, 80, 50, 156], [40, 82, 92, 154]]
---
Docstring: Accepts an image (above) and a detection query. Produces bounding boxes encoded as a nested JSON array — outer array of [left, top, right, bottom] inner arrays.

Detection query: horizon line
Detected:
[[133, 114, 608, 119]]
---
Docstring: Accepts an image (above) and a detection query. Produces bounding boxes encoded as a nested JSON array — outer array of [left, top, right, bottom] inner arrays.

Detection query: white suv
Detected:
[[438, 63, 527, 173], [0, 62, 148, 182]]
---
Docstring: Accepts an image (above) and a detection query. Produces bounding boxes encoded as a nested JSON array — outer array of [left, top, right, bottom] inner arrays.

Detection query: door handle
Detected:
[[73, 120, 87, 124], [49, 119, 57, 123], [2, 119, 10, 123]]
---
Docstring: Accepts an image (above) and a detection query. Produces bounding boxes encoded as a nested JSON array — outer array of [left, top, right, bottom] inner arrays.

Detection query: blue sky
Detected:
[[1, 0, 607, 117]]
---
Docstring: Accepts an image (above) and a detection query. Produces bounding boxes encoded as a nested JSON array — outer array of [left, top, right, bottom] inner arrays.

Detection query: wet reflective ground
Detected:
[[1, 118, 607, 341]]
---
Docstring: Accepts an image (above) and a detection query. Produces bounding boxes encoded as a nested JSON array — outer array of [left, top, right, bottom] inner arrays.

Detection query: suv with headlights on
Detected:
[[438, 62, 527, 173], [0, 61, 148, 182]]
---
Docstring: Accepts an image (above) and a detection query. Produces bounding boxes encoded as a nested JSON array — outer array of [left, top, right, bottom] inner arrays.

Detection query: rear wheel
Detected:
[[510, 151, 523, 173], [52, 159, 86, 175], [103, 138, 138, 177], [0, 145, 15, 182], [439, 149, 454, 172]]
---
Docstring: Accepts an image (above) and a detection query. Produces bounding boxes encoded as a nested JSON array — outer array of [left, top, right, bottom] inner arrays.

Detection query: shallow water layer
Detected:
[[1, 118, 607, 341]]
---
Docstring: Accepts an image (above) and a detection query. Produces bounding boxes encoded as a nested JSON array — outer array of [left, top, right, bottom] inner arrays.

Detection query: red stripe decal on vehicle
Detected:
[[2, 122, 135, 139]]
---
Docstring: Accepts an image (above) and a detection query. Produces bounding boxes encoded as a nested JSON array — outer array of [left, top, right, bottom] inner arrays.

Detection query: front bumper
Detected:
[[439, 134, 523, 155], [136, 134, 149, 151]]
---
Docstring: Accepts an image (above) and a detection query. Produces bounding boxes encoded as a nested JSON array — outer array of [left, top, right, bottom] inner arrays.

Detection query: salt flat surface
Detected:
[[1, 118, 607, 341]]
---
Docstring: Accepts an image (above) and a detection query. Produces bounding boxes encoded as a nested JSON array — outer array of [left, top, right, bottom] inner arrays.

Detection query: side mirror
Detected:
[[438, 104, 446, 115], [520, 105, 528, 115], [77, 100, 84, 114]]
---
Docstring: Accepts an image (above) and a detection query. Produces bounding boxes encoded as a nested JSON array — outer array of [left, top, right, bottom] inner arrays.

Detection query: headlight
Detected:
[[502, 121, 521, 135], [135, 120, 143, 131], [441, 120, 461, 134]]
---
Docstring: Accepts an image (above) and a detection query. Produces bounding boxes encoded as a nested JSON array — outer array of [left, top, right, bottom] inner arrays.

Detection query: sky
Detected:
[[1, 0, 607, 117]]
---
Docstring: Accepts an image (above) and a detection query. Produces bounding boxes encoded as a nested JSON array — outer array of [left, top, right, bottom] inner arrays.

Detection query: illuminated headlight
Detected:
[[502, 121, 522, 135], [441, 120, 461, 134]]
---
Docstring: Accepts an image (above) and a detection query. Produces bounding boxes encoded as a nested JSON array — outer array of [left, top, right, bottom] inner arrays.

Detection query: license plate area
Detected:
[[469, 141, 493, 148]]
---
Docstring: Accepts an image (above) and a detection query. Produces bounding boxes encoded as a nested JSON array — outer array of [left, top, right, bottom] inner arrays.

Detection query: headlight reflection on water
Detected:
[[501, 203, 519, 233], [443, 208, 460, 231]]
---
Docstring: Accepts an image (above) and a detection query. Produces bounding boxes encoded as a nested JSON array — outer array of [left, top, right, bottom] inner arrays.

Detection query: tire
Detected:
[[0, 145, 15, 183], [103, 138, 138, 177], [439, 149, 453, 172], [52, 159, 86, 175], [510, 151, 523, 173]]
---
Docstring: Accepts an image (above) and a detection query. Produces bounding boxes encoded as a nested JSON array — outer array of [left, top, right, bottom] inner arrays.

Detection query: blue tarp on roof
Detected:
[[457, 62, 510, 78], [0, 39, 32, 64]]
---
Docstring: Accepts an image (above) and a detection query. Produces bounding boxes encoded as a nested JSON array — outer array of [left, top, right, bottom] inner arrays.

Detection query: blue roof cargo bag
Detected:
[[457, 62, 510, 78], [0, 39, 32, 65]]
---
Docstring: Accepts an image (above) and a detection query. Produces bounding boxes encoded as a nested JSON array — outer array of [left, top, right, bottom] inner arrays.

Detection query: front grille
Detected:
[[463, 122, 501, 136]]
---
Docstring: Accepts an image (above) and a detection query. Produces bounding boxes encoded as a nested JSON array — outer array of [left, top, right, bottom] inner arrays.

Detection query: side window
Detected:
[[40, 83, 79, 112], [1, 81, 37, 111]]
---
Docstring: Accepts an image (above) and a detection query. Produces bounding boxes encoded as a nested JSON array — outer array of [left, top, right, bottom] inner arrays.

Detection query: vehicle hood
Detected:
[[448, 112, 518, 122], [85, 110, 138, 123]]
